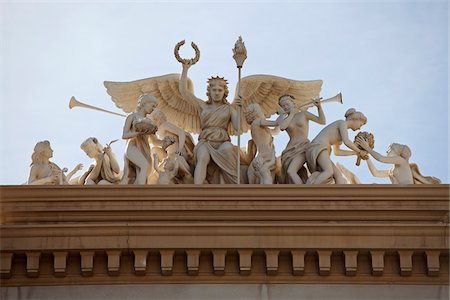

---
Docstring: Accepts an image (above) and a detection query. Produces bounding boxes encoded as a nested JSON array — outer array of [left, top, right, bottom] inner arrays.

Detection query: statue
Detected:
[[78, 138, 121, 185], [103, 39, 323, 184], [306, 108, 369, 184], [277, 95, 326, 184], [148, 108, 195, 167], [27, 140, 82, 185], [355, 140, 441, 184], [121, 94, 158, 184], [153, 154, 193, 184], [244, 103, 280, 184]]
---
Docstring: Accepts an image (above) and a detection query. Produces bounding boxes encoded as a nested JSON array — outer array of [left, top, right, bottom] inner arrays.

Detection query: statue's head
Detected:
[[388, 143, 411, 160], [163, 157, 176, 172], [31, 140, 53, 164], [206, 76, 229, 104], [80, 137, 103, 158], [136, 94, 158, 114], [278, 95, 296, 113], [149, 108, 167, 126], [244, 103, 264, 125], [345, 108, 367, 131]]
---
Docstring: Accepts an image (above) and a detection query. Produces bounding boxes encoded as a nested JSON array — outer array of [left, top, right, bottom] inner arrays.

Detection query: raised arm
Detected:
[[179, 64, 204, 111], [365, 158, 390, 178], [65, 164, 83, 183], [162, 122, 186, 154], [356, 137, 405, 165], [306, 101, 326, 125], [277, 109, 295, 131]]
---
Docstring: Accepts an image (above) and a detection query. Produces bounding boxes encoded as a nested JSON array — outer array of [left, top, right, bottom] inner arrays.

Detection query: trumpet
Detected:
[[69, 96, 126, 117], [298, 92, 343, 109]]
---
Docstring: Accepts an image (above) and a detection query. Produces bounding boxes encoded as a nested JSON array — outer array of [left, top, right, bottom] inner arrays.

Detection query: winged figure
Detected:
[[104, 41, 322, 184]]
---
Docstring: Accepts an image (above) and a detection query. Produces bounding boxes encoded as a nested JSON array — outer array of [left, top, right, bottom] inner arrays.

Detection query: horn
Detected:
[[298, 92, 343, 109], [69, 96, 127, 117]]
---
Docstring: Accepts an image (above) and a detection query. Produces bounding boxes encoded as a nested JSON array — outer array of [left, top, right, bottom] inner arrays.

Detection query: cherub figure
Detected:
[[121, 94, 158, 184], [78, 138, 121, 185], [27, 140, 82, 185], [244, 103, 279, 184], [355, 140, 441, 184], [306, 108, 368, 184], [149, 108, 195, 168], [277, 95, 326, 184], [153, 154, 193, 184]]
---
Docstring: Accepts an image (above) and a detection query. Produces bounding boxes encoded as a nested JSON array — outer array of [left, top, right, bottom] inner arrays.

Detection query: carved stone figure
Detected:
[[103, 40, 322, 184], [149, 108, 195, 167], [278, 95, 326, 184], [27, 140, 82, 185], [121, 94, 158, 184], [78, 138, 121, 185], [244, 103, 279, 184], [355, 140, 441, 184], [153, 154, 193, 185], [306, 108, 368, 184]]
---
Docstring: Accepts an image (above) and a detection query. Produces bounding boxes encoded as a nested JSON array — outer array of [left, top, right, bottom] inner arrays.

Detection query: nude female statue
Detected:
[[27, 140, 82, 185], [278, 95, 325, 184], [121, 94, 158, 184], [179, 62, 242, 184], [306, 108, 368, 184], [355, 140, 441, 184], [79, 137, 121, 185], [244, 103, 280, 184]]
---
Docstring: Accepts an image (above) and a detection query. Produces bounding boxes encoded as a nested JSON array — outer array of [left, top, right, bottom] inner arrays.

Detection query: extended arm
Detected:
[[365, 158, 390, 178], [332, 144, 357, 156], [65, 164, 83, 182], [179, 64, 204, 111], [356, 137, 405, 165]]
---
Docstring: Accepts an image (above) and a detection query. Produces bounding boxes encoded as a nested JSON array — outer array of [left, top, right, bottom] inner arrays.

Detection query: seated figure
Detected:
[[78, 137, 121, 185], [27, 140, 82, 185], [355, 139, 441, 184]]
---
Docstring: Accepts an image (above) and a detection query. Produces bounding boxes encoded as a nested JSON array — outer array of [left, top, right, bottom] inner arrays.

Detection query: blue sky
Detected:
[[0, 0, 448, 184]]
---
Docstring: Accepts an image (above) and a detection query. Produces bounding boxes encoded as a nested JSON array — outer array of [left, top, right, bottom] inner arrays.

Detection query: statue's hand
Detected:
[[75, 163, 83, 171], [313, 97, 323, 107], [355, 136, 370, 150], [104, 145, 112, 155], [234, 95, 243, 107], [359, 150, 369, 160]]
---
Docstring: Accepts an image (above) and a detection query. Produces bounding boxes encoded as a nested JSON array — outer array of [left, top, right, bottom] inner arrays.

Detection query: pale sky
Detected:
[[0, 0, 448, 184]]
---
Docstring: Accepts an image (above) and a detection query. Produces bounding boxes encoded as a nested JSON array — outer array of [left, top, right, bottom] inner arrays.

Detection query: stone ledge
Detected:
[[0, 185, 448, 285]]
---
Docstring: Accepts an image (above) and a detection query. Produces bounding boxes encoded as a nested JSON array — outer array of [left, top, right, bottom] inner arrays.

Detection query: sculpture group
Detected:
[[27, 38, 441, 185]]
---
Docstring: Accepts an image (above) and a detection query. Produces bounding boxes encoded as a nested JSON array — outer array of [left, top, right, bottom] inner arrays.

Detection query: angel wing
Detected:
[[229, 75, 322, 134], [104, 74, 202, 134]]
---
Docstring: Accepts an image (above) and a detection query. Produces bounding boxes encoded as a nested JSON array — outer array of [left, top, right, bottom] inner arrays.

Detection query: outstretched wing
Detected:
[[104, 74, 202, 134], [229, 74, 322, 134]]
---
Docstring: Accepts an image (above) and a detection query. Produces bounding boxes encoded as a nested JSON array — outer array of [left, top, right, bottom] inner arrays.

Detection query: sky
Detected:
[[0, 0, 448, 184]]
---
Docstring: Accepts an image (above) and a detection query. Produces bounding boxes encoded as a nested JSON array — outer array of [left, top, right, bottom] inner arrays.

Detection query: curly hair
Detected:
[[206, 77, 229, 104], [31, 140, 51, 165]]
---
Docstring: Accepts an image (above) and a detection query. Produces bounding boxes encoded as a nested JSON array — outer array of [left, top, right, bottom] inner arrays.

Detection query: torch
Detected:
[[232, 36, 247, 184]]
